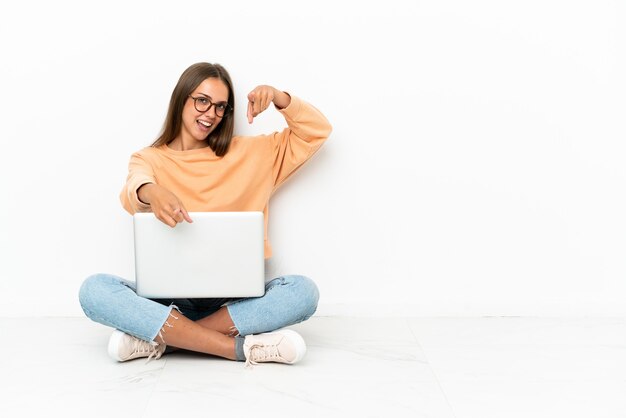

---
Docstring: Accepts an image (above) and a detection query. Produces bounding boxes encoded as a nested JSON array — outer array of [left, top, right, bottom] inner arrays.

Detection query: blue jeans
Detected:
[[78, 273, 319, 343]]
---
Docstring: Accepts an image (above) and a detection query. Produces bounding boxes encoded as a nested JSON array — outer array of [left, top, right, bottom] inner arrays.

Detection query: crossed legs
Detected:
[[79, 273, 319, 362], [154, 307, 238, 360]]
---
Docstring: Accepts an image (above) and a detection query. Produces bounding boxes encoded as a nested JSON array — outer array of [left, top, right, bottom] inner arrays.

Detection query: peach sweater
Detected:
[[120, 96, 332, 258]]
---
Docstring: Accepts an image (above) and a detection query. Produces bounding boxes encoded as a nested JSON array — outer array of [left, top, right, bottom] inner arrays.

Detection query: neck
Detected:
[[169, 135, 208, 151]]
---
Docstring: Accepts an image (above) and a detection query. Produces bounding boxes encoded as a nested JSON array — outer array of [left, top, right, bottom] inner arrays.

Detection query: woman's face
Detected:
[[180, 77, 230, 145]]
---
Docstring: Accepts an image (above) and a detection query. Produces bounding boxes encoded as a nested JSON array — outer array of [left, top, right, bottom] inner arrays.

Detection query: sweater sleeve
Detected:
[[119, 151, 156, 214], [270, 95, 332, 192]]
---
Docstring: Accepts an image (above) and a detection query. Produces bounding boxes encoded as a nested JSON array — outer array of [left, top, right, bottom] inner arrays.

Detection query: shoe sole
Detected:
[[276, 329, 307, 364], [107, 329, 126, 362]]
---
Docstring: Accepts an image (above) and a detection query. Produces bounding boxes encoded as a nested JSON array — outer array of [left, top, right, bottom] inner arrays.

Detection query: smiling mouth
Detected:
[[198, 120, 212, 128]]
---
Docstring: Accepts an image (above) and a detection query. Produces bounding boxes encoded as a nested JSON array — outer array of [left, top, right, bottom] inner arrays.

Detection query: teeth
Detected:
[[198, 120, 212, 127]]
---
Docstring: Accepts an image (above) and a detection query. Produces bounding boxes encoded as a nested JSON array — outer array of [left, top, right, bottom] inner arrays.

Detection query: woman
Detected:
[[78, 62, 331, 366]]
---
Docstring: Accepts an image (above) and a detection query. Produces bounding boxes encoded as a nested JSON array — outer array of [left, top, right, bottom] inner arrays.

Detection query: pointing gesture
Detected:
[[247, 85, 291, 124]]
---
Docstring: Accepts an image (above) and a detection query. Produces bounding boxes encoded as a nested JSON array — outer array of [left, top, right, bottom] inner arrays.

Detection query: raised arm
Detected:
[[265, 93, 332, 191]]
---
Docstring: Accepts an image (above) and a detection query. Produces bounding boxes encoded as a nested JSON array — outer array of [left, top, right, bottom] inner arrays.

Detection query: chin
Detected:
[[193, 132, 210, 142]]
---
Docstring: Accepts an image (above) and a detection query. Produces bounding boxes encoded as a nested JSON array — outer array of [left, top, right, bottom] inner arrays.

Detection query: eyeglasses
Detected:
[[188, 95, 232, 117]]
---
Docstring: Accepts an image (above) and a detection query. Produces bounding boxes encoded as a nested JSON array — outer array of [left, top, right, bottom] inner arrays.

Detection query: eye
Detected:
[[216, 103, 227, 110], [198, 98, 210, 105]]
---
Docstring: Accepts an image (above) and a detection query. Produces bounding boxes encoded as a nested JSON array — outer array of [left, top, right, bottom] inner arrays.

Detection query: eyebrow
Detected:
[[195, 92, 228, 102]]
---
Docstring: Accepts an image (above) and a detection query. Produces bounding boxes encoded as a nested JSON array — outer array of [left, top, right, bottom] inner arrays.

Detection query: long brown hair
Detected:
[[151, 62, 235, 156]]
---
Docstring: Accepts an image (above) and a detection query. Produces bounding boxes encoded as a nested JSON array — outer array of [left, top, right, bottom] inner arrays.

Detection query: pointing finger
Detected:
[[247, 100, 254, 123], [181, 207, 193, 223]]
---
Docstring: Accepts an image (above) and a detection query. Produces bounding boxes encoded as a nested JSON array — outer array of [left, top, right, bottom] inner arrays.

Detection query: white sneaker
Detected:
[[243, 329, 306, 366], [107, 330, 166, 362]]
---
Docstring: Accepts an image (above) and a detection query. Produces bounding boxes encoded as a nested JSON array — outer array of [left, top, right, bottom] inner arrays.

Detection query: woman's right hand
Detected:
[[137, 183, 193, 227]]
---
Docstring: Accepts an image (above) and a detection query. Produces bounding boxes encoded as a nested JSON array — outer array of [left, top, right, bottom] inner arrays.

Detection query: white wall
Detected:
[[0, 0, 624, 317]]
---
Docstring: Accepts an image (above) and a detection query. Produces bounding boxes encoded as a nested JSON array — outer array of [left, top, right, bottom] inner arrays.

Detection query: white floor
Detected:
[[2, 317, 625, 418]]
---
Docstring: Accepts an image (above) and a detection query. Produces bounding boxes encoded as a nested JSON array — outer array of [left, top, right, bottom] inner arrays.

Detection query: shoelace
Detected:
[[245, 343, 283, 367], [131, 338, 164, 363]]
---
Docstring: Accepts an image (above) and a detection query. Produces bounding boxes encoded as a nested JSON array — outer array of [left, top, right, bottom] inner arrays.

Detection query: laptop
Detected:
[[133, 211, 265, 298]]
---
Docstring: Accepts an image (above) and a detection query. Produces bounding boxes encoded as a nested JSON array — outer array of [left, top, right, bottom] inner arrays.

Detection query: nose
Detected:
[[204, 105, 217, 118]]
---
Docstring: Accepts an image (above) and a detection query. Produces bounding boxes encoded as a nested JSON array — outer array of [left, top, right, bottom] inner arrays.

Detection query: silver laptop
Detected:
[[133, 211, 265, 298]]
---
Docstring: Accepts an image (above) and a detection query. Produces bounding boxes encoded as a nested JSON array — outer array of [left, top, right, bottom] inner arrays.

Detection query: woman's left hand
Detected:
[[247, 85, 291, 123]]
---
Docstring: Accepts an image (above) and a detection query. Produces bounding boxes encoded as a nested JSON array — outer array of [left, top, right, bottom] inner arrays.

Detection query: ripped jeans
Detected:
[[78, 273, 319, 343]]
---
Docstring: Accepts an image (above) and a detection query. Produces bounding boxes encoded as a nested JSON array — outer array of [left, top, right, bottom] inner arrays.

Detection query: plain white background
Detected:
[[0, 0, 624, 317]]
